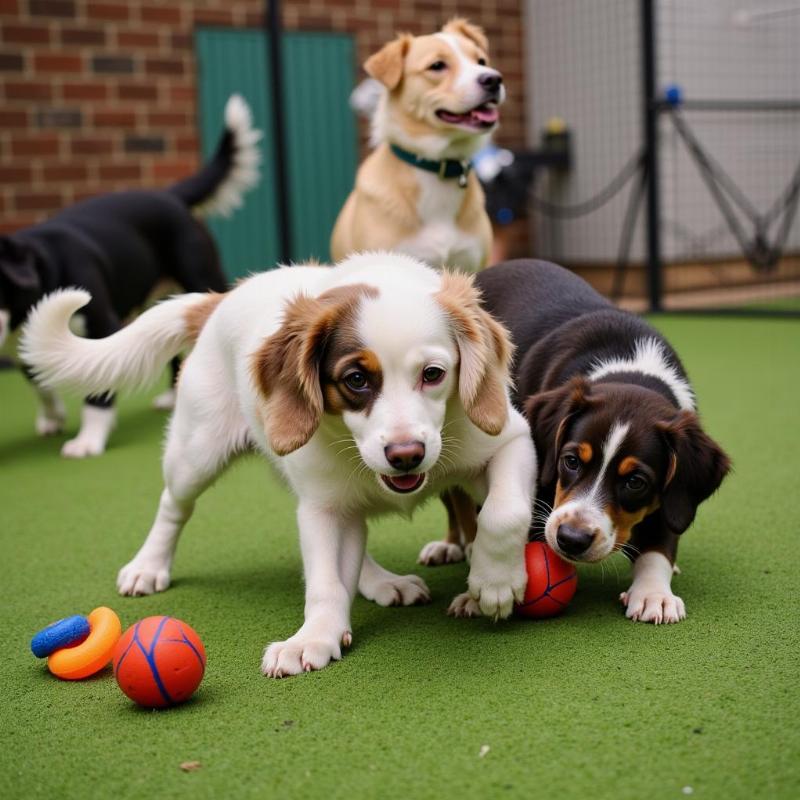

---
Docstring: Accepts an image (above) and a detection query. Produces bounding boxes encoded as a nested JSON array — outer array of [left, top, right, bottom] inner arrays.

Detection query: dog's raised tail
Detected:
[[169, 94, 262, 217], [20, 289, 207, 395]]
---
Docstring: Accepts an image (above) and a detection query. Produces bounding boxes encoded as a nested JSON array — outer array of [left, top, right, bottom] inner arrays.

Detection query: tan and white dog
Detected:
[[21, 252, 536, 677], [331, 19, 504, 272]]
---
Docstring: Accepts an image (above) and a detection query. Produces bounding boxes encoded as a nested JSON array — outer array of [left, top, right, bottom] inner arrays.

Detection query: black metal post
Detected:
[[641, 0, 662, 311], [265, 0, 292, 263]]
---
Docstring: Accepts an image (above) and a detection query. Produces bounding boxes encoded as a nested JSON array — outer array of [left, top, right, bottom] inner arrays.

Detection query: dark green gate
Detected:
[[196, 28, 358, 279]]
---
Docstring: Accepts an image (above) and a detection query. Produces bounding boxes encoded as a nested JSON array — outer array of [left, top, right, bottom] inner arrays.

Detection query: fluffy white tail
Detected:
[[20, 289, 205, 395]]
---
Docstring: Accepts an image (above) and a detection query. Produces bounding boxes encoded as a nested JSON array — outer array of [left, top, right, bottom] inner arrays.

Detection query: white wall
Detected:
[[523, 0, 800, 264]]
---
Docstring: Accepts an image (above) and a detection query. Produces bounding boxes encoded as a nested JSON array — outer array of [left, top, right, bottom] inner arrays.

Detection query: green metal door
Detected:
[[196, 28, 358, 279]]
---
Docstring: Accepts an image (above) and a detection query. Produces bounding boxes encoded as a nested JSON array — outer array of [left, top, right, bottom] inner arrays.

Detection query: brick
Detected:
[[144, 56, 184, 76], [191, 8, 236, 25], [147, 110, 190, 127], [170, 32, 192, 50], [91, 54, 135, 74], [5, 80, 53, 100], [10, 134, 59, 156], [0, 1, 20, 14], [0, 217, 39, 234], [124, 134, 164, 153], [1, 23, 51, 44], [0, 52, 23, 70], [117, 30, 160, 49], [93, 109, 137, 127], [29, 0, 75, 17], [0, 108, 27, 126], [168, 83, 194, 104], [85, 2, 129, 21], [41, 163, 87, 181], [15, 191, 62, 211], [0, 164, 33, 183], [117, 82, 158, 101], [35, 107, 82, 128], [140, 5, 182, 24], [34, 52, 83, 72], [62, 81, 108, 100], [98, 163, 142, 181], [153, 159, 197, 182], [60, 26, 106, 46], [174, 133, 199, 152], [70, 136, 114, 155]]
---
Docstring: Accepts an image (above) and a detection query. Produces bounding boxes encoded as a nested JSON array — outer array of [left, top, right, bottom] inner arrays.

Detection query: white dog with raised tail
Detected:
[[21, 252, 536, 677]]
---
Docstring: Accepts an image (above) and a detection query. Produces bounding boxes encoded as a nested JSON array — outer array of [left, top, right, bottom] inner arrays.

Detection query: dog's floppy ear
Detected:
[[436, 270, 512, 436], [443, 17, 489, 53], [251, 285, 375, 456], [0, 237, 41, 297], [656, 410, 731, 535], [364, 33, 412, 90], [524, 377, 593, 488]]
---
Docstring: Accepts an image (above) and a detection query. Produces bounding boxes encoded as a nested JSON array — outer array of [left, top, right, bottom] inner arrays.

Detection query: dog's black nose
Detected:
[[385, 441, 425, 471], [556, 524, 594, 556], [478, 72, 503, 92]]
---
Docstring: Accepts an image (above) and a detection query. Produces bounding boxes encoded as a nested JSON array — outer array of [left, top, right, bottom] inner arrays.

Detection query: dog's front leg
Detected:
[[620, 550, 686, 624], [262, 503, 365, 678], [464, 429, 536, 620]]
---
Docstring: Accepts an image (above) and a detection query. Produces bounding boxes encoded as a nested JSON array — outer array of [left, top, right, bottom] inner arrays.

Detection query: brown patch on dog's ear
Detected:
[[364, 33, 413, 90], [184, 292, 225, 342], [656, 410, 731, 534], [443, 17, 489, 53], [436, 270, 512, 436], [251, 284, 377, 456], [524, 377, 593, 489]]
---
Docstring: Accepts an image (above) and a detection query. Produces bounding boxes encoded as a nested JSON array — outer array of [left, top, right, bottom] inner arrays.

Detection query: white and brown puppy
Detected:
[[331, 19, 504, 272], [21, 252, 536, 677]]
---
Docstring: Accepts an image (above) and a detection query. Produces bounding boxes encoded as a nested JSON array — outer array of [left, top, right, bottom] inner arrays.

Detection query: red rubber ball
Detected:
[[515, 541, 578, 618], [113, 616, 206, 708]]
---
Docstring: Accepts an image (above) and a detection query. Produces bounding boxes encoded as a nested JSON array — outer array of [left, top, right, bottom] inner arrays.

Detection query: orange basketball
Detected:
[[113, 616, 206, 708], [515, 541, 577, 618]]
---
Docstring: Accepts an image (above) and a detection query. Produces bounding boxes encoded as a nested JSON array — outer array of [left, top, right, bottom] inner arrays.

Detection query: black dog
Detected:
[[0, 95, 260, 457], [442, 259, 730, 624]]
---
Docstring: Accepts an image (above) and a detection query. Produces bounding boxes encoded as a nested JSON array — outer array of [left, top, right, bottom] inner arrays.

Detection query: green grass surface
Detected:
[[1, 316, 798, 800]]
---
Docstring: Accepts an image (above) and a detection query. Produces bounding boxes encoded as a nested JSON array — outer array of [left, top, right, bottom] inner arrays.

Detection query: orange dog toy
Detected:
[[47, 607, 122, 680]]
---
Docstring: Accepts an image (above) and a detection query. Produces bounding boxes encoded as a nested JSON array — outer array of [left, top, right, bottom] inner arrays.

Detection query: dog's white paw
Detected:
[[467, 552, 527, 620], [361, 573, 431, 606], [36, 411, 65, 436], [261, 629, 350, 678], [152, 389, 176, 411], [620, 589, 686, 624], [417, 540, 464, 566], [447, 591, 482, 618], [61, 434, 106, 458], [61, 406, 115, 458], [117, 558, 171, 596]]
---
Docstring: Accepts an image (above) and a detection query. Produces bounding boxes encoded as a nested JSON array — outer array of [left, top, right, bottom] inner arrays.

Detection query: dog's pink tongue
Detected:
[[471, 106, 499, 124], [389, 474, 422, 491]]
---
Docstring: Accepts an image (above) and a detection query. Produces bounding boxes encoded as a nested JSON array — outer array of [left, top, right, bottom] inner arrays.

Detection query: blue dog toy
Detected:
[[31, 615, 91, 658]]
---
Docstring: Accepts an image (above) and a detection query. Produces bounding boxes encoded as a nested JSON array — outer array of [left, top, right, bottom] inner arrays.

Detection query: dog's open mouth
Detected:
[[436, 102, 499, 130], [380, 473, 427, 494]]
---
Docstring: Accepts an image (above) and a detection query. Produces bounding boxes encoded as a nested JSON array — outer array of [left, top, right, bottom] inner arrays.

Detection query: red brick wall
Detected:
[[0, 0, 527, 233]]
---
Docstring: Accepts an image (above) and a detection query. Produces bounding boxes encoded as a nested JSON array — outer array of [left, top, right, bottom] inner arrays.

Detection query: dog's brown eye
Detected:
[[428, 60, 447, 71], [422, 366, 445, 385], [625, 475, 647, 492], [562, 453, 580, 472], [477, 57, 487, 66], [344, 370, 369, 391]]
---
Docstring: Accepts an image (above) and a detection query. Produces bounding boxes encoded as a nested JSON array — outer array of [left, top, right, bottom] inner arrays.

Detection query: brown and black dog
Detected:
[[426, 259, 730, 624]]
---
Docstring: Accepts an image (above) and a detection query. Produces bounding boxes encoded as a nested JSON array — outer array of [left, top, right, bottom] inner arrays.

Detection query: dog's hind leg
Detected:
[[22, 364, 66, 436], [417, 487, 476, 566], [358, 551, 431, 606], [117, 388, 244, 596]]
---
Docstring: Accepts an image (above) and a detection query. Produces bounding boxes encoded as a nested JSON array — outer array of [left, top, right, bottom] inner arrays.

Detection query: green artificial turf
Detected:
[[1, 316, 798, 800]]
